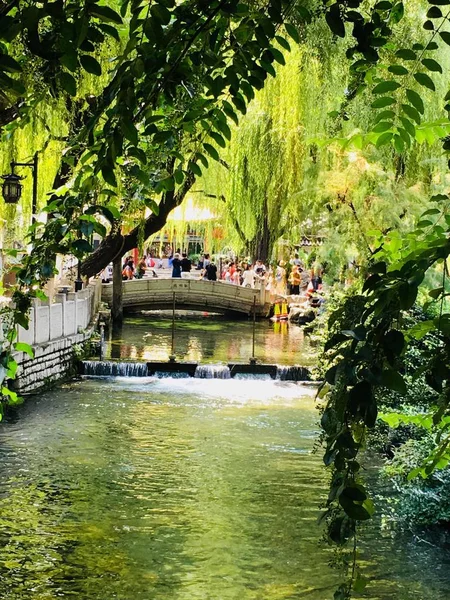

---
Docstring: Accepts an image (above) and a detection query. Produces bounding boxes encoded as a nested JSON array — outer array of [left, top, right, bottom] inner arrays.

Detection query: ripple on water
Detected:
[[0, 377, 448, 599]]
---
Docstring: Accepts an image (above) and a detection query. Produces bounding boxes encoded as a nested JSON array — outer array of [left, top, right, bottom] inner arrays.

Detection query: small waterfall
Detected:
[[81, 361, 149, 377], [276, 365, 310, 381], [194, 365, 231, 379], [233, 373, 272, 380], [154, 371, 191, 379]]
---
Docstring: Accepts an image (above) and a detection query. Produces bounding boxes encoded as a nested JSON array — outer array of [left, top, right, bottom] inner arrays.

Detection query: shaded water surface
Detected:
[[105, 314, 315, 365], [0, 378, 449, 599]]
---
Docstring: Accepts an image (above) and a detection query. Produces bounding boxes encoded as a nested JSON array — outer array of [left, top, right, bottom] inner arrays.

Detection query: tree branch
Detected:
[[80, 171, 196, 278]]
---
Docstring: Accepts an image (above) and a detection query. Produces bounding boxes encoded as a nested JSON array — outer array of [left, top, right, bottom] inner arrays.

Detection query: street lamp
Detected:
[[1, 153, 38, 228], [1, 173, 23, 204]]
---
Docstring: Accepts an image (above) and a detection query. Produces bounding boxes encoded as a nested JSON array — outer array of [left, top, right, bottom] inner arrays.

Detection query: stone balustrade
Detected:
[[101, 278, 272, 316], [12, 280, 102, 394], [16, 280, 101, 347]]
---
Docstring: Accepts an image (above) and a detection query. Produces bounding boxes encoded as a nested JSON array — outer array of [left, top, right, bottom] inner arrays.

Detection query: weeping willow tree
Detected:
[[196, 1, 450, 275], [195, 31, 348, 262]]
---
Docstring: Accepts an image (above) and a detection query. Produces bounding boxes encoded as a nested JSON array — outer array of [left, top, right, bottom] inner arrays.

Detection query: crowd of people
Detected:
[[180, 252, 324, 299], [103, 251, 323, 300]]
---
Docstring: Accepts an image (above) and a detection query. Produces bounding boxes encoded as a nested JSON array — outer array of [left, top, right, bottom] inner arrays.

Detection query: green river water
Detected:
[[0, 316, 449, 599], [104, 314, 316, 366]]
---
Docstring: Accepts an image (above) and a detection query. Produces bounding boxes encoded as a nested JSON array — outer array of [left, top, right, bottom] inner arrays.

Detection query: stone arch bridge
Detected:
[[101, 278, 272, 317]]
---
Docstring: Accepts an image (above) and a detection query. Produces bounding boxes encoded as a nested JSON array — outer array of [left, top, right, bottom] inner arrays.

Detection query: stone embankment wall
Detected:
[[12, 281, 101, 394]]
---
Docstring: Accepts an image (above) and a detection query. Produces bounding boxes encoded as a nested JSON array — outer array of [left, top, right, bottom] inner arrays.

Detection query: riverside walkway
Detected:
[[101, 278, 272, 317]]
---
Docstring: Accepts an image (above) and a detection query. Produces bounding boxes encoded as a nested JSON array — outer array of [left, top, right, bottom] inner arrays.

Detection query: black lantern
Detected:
[[1, 173, 23, 204]]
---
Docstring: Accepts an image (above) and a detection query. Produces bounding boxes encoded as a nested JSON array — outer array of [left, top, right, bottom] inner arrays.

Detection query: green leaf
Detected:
[[72, 239, 93, 253], [269, 47, 285, 65], [371, 96, 395, 108], [376, 132, 393, 147], [58, 72, 77, 96], [231, 94, 247, 114], [394, 134, 405, 153], [14, 342, 34, 358], [60, 52, 78, 72], [215, 119, 231, 141], [414, 72, 435, 91], [275, 35, 290, 51], [173, 169, 184, 185], [353, 573, 368, 594], [151, 4, 171, 25], [209, 131, 226, 148], [398, 120, 415, 142], [427, 6, 442, 18], [0, 54, 22, 73], [6, 358, 17, 379], [388, 65, 408, 76], [194, 152, 209, 168], [222, 100, 239, 125], [406, 320, 436, 341], [429, 287, 444, 299], [187, 161, 202, 177], [80, 54, 102, 76], [375, 1, 393, 10], [406, 89, 424, 114], [120, 118, 139, 146], [284, 23, 300, 44], [373, 121, 393, 133], [374, 110, 396, 122], [401, 103, 421, 124], [390, 1, 404, 23], [398, 127, 411, 147], [372, 80, 401, 94], [203, 143, 220, 161], [398, 281, 418, 309], [98, 23, 121, 42], [144, 198, 159, 215], [2, 386, 21, 405], [422, 58, 442, 73], [395, 48, 416, 60], [440, 31, 450, 46], [89, 5, 123, 24], [325, 4, 345, 38], [380, 369, 407, 395], [101, 165, 117, 187], [159, 175, 174, 192]]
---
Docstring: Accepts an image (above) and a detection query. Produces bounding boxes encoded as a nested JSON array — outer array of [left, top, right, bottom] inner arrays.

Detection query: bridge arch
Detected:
[[101, 278, 271, 317]]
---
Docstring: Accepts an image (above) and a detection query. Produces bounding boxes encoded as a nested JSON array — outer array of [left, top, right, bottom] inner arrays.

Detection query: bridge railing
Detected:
[[101, 278, 271, 315]]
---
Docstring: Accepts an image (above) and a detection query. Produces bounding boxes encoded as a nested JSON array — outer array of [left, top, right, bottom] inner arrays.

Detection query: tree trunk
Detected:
[[81, 172, 195, 278], [248, 209, 273, 264], [111, 257, 123, 323]]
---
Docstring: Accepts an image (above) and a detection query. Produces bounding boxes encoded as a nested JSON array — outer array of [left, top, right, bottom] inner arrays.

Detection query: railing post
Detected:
[[250, 295, 257, 364], [169, 291, 176, 361], [99, 323, 105, 360]]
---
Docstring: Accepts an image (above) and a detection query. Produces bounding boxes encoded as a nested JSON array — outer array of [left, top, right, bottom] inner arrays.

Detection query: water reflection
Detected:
[[0, 378, 449, 599], [106, 313, 315, 365]]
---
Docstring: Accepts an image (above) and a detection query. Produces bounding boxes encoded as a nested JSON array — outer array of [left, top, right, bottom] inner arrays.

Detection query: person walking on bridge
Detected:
[[171, 253, 182, 278], [181, 253, 192, 279]]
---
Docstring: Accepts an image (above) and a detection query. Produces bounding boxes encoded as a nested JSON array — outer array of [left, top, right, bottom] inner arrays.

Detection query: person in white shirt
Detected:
[[241, 264, 256, 288]]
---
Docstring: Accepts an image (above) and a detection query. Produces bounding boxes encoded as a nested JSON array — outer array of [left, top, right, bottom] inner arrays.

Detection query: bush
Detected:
[[383, 436, 450, 526]]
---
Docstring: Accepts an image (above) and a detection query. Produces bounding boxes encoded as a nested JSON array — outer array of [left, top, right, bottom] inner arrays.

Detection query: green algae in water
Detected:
[[106, 315, 316, 366]]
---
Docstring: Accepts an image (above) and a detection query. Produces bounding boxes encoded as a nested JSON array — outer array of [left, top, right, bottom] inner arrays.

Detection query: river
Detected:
[[104, 313, 316, 366], [0, 316, 449, 599]]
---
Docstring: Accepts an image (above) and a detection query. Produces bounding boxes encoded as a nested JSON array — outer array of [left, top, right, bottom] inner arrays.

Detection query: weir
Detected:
[[194, 365, 231, 379], [80, 361, 149, 377], [79, 360, 313, 382]]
